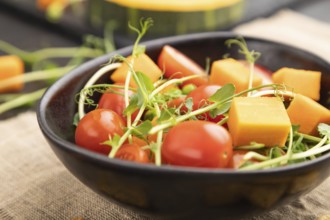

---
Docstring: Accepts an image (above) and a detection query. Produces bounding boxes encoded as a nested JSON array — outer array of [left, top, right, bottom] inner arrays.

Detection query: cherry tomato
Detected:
[[184, 84, 225, 123], [166, 96, 186, 109], [115, 143, 152, 163], [157, 45, 208, 87], [161, 120, 233, 168], [98, 85, 138, 122], [75, 109, 125, 155]]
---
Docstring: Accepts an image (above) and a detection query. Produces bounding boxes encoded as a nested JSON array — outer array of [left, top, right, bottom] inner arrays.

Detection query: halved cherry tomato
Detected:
[[75, 109, 125, 155], [184, 84, 225, 123], [162, 120, 233, 168], [157, 45, 208, 87], [98, 85, 137, 122], [115, 143, 152, 163]]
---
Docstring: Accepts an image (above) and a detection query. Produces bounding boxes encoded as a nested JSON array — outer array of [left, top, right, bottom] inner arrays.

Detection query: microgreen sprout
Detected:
[[240, 124, 330, 170], [0, 29, 115, 116], [225, 36, 261, 96]]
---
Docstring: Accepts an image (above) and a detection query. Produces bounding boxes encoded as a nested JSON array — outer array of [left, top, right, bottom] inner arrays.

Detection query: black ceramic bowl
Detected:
[[37, 32, 330, 219]]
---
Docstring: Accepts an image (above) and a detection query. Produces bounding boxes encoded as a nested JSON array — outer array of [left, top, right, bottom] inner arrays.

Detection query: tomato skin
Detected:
[[157, 45, 208, 87], [184, 84, 225, 123], [161, 120, 233, 168], [166, 96, 186, 109], [98, 85, 137, 122], [115, 143, 152, 163], [75, 109, 125, 155]]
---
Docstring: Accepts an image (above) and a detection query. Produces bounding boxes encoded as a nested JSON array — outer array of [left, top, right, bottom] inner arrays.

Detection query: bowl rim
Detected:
[[37, 31, 330, 176]]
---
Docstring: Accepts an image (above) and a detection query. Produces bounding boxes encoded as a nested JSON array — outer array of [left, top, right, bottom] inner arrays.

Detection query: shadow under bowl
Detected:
[[37, 32, 330, 219]]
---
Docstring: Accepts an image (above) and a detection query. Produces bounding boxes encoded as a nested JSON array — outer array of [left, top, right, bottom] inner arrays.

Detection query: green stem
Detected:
[[247, 62, 254, 96], [149, 99, 231, 134], [243, 152, 268, 161], [298, 132, 328, 144], [291, 144, 330, 160], [0, 40, 33, 63], [108, 103, 147, 158], [150, 75, 199, 98], [240, 130, 328, 171], [32, 47, 103, 61], [108, 128, 132, 158], [0, 88, 46, 114], [149, 84, 284, 135], [0, 94, 22, 102], [155, 129, 163, 166], [0, 66, 74, 91], [0, 40, 103, 65]]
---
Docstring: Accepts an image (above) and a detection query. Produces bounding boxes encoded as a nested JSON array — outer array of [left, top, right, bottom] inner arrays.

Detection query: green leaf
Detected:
[[318, 123, 330, 139], [72, 112, 80, 126], [269, 147, 285, 159], [184, 97, 194, 112], [291, 124, 301, 133], [208, 84, 235, 103], [128, 18, 153, 57], [103, 133, 121, 148], [124, 94, 139, 115], [157, 108, 176, 123], [131, 120, 153, 139], [209, 102, 231, 119], [135, 71, 154, 93]]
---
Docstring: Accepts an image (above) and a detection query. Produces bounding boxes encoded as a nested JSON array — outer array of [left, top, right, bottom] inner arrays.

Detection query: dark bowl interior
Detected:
[[37, 32, 330, 219]]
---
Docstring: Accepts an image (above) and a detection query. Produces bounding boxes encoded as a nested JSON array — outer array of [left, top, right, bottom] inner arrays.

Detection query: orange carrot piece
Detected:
[[36, 0, 67, 11], [0, 55, 25, 93]]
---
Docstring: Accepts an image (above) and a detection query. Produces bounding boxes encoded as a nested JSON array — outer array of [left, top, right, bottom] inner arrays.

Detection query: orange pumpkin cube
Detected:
[[209, 58, 262, 93], [228, 97, 291, 147], [272, 67, 321, 101], [110, 53, 163, 88], [286, 94, 330, 135]]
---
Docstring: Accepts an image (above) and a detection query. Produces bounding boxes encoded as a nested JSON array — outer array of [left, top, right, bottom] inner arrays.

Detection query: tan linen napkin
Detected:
[[1, 9, 330, 220], [0, 112, 152, 220]]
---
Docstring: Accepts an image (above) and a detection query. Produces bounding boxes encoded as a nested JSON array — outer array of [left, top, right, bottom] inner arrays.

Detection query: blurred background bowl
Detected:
[[37, 32, 330, 219], [87, 0, 245, 38]]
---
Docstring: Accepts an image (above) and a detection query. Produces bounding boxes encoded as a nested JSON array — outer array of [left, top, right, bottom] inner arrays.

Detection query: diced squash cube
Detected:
[[272, 67, 321, 101], [209, 58, 262, 93], [110, 53, 163, 87], [286, 94, 330, 135], [0, 55, 24, 93], [228, 97, 291, 147]]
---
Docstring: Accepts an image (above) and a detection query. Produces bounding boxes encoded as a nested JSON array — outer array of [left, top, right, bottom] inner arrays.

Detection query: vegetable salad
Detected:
[[74, 19, 330, 170]]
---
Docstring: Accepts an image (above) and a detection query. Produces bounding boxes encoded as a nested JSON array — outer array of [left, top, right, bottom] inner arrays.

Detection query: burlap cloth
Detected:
[[1, 10, 330, 220]]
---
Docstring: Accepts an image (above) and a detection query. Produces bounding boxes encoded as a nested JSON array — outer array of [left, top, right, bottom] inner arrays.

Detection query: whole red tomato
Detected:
[[184, 84, 225, 123], [115, 143, 152, 163], [75, 109, 125, 155], [157, 45, 208, 87], [98, 85, 137, 122], [161, 120, 232, 168]]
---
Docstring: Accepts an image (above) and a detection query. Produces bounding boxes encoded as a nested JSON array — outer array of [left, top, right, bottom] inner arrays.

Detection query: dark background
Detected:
[[1, 0, 329, 51]]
